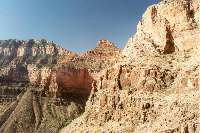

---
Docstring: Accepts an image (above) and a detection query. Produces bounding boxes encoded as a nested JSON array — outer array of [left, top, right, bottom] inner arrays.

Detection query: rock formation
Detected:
[[0, 88, 86, 133], [1, 0, 200, 132], [0, 38, 120, 133], [61, 0, 200, 132], [0, 39, 120, 98], [0, 39, 76, 66], [70, 39, 121, 71], [122, 0, 200, 58]]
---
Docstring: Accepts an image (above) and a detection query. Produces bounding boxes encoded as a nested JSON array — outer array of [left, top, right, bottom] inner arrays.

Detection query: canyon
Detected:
[[62, 0, 200, 132], [0, 38, 120, 132], [0, 0, 200, 132]]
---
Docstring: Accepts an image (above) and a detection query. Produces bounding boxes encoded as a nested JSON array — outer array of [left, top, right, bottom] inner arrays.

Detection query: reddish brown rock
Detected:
[[55, 66, 94, 97]]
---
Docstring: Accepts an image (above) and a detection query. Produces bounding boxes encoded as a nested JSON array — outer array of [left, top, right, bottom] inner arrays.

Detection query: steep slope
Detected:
[[0, 39, 120, 97], [70, 39, 121, 71], [0, 39, 121, 132], [0, 89, 86, 133], [123, 0, 200, 58], [0, 39, 76, 83], [61, 0, 200, 132], [25, 39, 120, 97], [0, 90, 41, 133], [62, 50, 200, 132]]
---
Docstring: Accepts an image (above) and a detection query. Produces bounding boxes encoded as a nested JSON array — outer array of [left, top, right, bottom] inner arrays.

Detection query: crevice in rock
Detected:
[[151, 6, 157, 24], [32, 93, 42, 129], [117, 65, 122, 90], [185, 0, 198, 28], [163, 26, 176, 54]]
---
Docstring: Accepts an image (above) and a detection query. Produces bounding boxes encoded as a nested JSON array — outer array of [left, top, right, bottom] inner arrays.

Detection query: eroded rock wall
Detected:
[[0, 39, 76, 66], [61, 0, 200, 132], [123, 0, 200, 58]]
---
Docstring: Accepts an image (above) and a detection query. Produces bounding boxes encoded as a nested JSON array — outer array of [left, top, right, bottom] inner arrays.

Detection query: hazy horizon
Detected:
[[0, 0, 157, 52]]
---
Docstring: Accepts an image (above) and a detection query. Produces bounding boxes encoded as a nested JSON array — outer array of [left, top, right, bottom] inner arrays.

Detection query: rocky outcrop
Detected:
[[71, 39, 121, 71], [26, 65, 94, 97], [122, 0, 200, 58], [86, 39, 120, 60], [0, 39, 76, 66], [27, 65, 52, 86], [55, 66, 94, 96], [80, 39, 120, 59], [2, 0, 200, 132], [61, 0, 200, 132], [61, 49, 200, 133]]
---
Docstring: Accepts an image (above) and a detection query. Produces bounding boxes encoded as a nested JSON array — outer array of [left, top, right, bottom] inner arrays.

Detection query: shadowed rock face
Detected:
[[56, 66, 93, 96], [26, 64, 94, 98], [37, 66, 94, 98], [0, 65, 29, 82]]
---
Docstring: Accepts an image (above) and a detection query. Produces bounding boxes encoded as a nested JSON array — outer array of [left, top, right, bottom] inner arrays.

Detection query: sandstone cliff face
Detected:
[[62, 49, 200, 133], [71, 39, 121, 71], [61, 0, 200, 132], [0, 39, 75, 66], [55, 66, 93, 96], [2, 0, 200, 132], [25, 39, 119, 97], [122, 0, 200, 59], [0, 39, 118, 98], [0, 39, 79, 96], [27, 65, 94, 98], [27, 65, 52, 86]]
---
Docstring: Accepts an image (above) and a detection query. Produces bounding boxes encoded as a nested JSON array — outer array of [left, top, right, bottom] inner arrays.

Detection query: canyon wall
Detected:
[[0, 39, 76, 66], [61, 0, 200, 132], [2, 1, 200, 131], [122, 0, 200, 59], [0, 39, 120, 98]]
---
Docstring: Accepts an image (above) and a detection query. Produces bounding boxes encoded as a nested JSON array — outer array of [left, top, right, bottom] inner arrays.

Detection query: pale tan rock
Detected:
[[2, 1, 200, 132], [122, 0, 200, 59], [17, 47, 26, 57], [61, 1, 200, 132], [27, 65, 41, 84]]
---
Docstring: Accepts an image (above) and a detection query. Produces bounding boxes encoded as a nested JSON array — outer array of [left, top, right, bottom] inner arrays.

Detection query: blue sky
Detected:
[[0, 0, 157, 52]]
